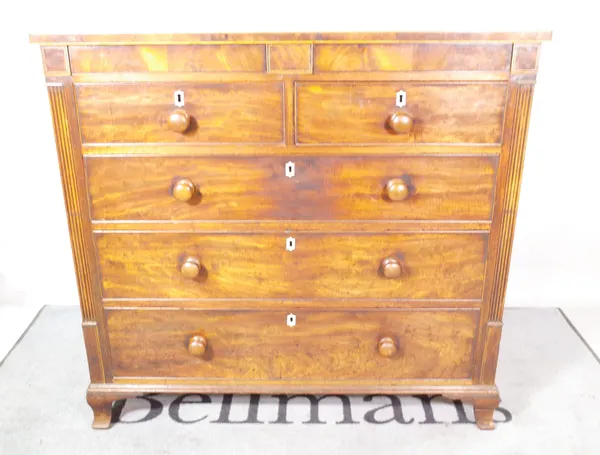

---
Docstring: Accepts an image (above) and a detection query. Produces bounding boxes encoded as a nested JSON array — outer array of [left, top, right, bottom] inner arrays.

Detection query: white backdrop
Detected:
[[0, 0, 598, 347]]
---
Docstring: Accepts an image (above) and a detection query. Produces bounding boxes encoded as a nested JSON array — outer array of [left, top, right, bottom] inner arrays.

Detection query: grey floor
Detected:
[[0, 306, 599, 454]]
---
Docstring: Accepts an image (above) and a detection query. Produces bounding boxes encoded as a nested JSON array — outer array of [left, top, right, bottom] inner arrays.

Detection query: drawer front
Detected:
[[313, 43, 512, 72], [96, 233, 487, 299], [86, 155, 497, 221], [107, 308, 478, 380], [70, 44, 266, 73], [296, 82, 506, 144], [76, 82, 284, 144]]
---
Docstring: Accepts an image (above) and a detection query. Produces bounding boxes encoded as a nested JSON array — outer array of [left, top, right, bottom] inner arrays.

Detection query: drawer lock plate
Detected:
[[396, 90, 406, 108], [287, 313, 296, 327], [285, 161, 295, 178], [286, 237, 296, 251], [174, 90, 185, 107]]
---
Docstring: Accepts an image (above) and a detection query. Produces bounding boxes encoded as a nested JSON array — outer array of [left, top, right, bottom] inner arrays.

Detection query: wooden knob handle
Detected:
[[380, 257, 404, 279], [385, 178, 409, 201], [378, 337, 397, 357], [388, 111, 413, 134], [173, 178, 196, 202], [188, 335, 207, 358], [180, 257, 201, 279], [168, 109, 191, 133]]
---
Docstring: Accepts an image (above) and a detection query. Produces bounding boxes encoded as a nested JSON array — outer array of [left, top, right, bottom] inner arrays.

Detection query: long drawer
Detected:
[[106, 308, 479, 380], [95, 232, 487, 300], [86, 155, 497, 221]]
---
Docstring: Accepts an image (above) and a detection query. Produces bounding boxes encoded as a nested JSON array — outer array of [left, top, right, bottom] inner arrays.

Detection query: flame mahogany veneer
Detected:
[[31, 31, 551, 430]]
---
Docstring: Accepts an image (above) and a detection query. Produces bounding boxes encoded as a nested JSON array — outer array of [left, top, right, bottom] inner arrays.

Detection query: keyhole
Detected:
[[285, 161, 295, 178], [285, 236, 295, 251], [396, 90, 407, 108], [174, 90, 185, 107]]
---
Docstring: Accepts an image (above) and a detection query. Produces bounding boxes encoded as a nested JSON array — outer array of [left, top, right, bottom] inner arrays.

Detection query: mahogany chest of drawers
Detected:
[[31, 31, 551, 430]]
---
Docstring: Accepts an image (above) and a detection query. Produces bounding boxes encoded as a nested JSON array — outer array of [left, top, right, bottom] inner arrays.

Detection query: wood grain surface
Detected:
[[106, 308, 478, 380], [82, 144, 501, 157], [314, 44, 512, 72], [76, 82, 284, 144], [92, 221, 491, 234], [474, 80, 537, 389], [70, 45, 266, 73], [47, 81, 109, 383], [512, 44, 539, 72], [488, 83, 535, 322], [41, 47, 70, 75], [70, 71, 511, 84], [268, 44, 312, 72], [85, 155, 497, 221], [30, 31, 553, 45], [95, 232, 488, 299], [296, 82, 506, 144], [33, 31, 551, 430]]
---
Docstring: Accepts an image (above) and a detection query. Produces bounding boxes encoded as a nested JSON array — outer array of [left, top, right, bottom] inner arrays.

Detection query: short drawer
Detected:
[[106, 308, 478, 380], [95, 232, 487, 300], [86, 155, 497, 221], [76, 82, 284, 144], [296, 82, 506, 144]]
